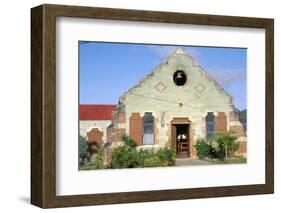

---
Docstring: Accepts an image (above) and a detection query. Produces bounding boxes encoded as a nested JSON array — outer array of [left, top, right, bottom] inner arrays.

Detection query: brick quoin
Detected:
[[230, 125, 245, 137], [236, 141, 247, 154], [117, 111, 125, 123], [112, 110, 125, 124], [229, 110, 239, 121], [106, 125, 113, 143], [113, 128, 126, 142]]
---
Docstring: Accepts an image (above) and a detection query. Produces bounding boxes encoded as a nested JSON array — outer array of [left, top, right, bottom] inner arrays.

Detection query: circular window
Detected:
[[173, 70, 187, 86]]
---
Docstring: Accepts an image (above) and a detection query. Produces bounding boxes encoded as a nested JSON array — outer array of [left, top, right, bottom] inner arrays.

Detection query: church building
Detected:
[[80, 49, 246, 159]]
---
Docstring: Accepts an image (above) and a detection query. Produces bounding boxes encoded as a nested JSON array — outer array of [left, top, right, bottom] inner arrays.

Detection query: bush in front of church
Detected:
[[195, 138, 211, 160], [156, 148, 176, 166], [109, 135, 176, 169], [93, 147, 106, 169], [195, 132, 239, 161], [213, 131, 239, 160], [79, 135, 89, 166], [143, 156, 162, 167]]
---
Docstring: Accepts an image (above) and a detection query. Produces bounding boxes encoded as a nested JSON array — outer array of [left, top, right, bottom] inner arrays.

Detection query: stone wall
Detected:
[[229, 110, 247, 157]]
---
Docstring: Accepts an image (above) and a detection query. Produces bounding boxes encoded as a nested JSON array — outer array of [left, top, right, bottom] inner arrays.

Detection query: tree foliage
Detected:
[[195, 131, 239, 161], [93, 147, 105, 169], [121, 134, 136, 148], [194, 138, 211, 160], [214, 131, 238, 159], [79, 135, 88, 165]]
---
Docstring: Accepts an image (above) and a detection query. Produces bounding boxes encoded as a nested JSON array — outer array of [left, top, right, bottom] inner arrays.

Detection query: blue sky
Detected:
[[79, 42, 247, 110]]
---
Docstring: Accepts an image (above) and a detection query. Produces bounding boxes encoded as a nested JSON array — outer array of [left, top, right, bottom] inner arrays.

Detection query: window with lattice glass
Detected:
[[206, 112, 215, 140], [142, 112, 154, 145]]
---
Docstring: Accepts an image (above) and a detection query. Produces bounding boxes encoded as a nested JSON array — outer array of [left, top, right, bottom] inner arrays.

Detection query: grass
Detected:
[[79, 163, 97, 170], [203, 156, 247, 164]]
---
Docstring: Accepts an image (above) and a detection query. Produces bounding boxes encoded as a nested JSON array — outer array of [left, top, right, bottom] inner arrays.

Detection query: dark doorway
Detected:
[[175, 124, 189, 157]]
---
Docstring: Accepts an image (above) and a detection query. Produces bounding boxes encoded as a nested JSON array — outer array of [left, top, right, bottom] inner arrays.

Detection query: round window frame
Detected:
[[173, 70, 187, 87]]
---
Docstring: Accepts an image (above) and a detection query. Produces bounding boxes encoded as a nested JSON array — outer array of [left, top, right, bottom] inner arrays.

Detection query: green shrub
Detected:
[[108, 134, 176, 169], [214, 131, 238, 159], [156, 148, 176, 166], [209, 140, 225, 160], [110, 147, 152, 169], [110, 134, 137, 169], [109, 146, 175, 169], [136, 149, 153, 167], [195, 138, 211, 159], [94, 147, 105, 169], [127, 150, 142, 168], [110, 145, 131, 169], [79, 135, 88, 165], [195, 132, 239, 161], [143, 156, 162, 167], [122, 134, 136, 148]]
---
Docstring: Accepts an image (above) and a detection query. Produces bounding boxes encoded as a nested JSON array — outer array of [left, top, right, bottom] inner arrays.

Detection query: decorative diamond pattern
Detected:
[[154, 82, 167, 93], [194, 83, 206, 93]]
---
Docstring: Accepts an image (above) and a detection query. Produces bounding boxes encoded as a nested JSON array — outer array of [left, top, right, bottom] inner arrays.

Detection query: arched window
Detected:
[[142, 112, 154, 145], [206, 112, 215, 140]]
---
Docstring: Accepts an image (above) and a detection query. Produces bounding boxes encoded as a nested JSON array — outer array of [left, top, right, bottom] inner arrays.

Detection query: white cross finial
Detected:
[[175, 48, 186, 54]]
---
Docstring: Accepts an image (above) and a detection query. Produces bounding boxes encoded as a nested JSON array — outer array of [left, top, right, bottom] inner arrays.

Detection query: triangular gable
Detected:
[[119, 48, 232, 103]]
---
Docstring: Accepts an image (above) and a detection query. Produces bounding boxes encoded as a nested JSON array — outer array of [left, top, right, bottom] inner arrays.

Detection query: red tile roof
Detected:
[[80, 104, 116, 120]]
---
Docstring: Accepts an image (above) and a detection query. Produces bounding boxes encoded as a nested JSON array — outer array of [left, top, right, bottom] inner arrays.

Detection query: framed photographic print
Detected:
[[31, 4, 274, 208]]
